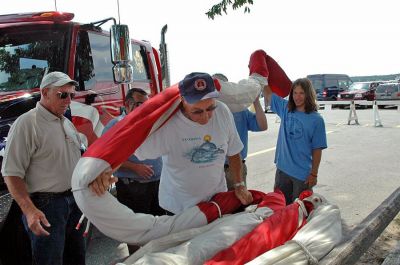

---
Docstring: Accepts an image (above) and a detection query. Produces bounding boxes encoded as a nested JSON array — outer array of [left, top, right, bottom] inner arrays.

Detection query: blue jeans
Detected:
[[274, 168, 312, 205], [22, 192, 86, 265]]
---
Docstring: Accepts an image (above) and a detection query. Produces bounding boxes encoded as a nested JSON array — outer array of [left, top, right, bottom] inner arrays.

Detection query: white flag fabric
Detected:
[[115, 194, 342, 265], [246, 204, 342, 265]]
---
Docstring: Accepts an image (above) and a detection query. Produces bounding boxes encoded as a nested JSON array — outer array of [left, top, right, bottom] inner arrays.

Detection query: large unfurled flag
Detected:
[[73, 51, 292, 188], [71, 51, 294, 246], [121, 192, 341, 265]]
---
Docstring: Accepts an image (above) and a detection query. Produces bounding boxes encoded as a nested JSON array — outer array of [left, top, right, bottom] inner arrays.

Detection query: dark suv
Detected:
[[307, 74, 352, 101]]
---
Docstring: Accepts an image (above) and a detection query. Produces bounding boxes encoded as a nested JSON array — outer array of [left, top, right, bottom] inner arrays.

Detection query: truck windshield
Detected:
[[348, 83, 370, 91], [0, 25, 68, 92]]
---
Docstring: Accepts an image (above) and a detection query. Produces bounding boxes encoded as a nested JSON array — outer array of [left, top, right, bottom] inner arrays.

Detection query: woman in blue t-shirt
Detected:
[[263, 78, 327, 204]]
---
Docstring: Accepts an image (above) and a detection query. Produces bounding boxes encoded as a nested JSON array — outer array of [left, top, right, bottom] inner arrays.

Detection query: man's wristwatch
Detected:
[[233, 181, 245, 188]]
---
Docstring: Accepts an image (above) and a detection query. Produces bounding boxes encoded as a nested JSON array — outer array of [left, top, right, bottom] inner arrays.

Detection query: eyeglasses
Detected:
[[57, 91, 75, 99], [190, 104, 217, 115]]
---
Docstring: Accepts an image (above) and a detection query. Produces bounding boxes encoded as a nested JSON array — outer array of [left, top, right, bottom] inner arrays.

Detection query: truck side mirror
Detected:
[[110, 24, 133, 84]]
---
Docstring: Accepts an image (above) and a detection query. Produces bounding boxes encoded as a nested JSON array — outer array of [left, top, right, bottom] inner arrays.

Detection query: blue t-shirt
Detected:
[[271, 94, 327, 181], [102, 115, 162, 182], [232, 109, 262, 160]]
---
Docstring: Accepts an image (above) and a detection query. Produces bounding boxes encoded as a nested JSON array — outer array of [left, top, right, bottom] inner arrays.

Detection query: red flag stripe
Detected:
[[83, 84, 181, 170]]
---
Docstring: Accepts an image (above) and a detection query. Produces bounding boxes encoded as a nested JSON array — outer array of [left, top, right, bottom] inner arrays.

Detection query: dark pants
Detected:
[[116, 179, 164, 216], [22, 192, 86, 265], [274, 168, 312, 205]]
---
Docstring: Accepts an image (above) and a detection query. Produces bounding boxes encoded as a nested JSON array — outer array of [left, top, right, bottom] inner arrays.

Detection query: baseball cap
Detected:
[[178, 72, 219, 104], [40, 71, 78, 89]]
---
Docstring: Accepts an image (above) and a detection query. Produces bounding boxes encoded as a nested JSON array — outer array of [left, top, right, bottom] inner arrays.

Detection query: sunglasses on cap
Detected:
[[57, 91, 75, 99]]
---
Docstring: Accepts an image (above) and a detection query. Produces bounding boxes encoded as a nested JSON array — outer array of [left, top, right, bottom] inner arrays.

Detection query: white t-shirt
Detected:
[[135, 101, 243, 214]]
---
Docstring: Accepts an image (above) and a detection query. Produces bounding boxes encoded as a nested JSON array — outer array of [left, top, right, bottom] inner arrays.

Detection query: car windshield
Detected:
[[348, 83, 370, 91], [376, 84, 398, 93], [0, 25, 68, 92]]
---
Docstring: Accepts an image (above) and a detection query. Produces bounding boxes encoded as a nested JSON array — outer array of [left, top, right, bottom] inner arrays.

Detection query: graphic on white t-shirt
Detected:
[[185, 135, 225, 163]]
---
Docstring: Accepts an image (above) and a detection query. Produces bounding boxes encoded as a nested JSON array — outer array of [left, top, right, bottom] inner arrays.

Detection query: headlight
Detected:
[[355, 93, 362, 98], [337, 94, 341, 99]]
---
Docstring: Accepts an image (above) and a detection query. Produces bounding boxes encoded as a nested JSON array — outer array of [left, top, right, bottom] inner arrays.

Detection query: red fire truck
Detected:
[[0, 11, 169, 264]]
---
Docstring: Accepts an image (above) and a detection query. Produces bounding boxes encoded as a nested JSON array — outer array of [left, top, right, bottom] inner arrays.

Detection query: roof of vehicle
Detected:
[[351, 81, 377, 84], [376, 82, 400, 87], [307, 74, 351, 78], [0, 11, 74, 24], [0, 11, 76, 30]]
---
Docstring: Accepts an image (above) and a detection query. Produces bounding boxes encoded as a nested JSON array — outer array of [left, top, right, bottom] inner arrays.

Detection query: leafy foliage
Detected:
[[206, 0, 254, 20]]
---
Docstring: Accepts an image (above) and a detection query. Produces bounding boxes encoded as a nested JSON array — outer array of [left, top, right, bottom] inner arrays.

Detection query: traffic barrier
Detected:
[[347, 101, 359, 125], [373, 101, 383, 127], [318, 100, 400, 127]]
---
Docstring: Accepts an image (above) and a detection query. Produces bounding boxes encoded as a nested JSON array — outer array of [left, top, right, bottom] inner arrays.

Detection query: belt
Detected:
[[120, 178, 139, 185], [224, 160, 246, 169], [30, 189, 72, 198]]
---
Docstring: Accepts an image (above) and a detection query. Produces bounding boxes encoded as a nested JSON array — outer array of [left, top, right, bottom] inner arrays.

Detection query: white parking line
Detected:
[[247, 147, 276, 158], [248, 130, 335, 158]]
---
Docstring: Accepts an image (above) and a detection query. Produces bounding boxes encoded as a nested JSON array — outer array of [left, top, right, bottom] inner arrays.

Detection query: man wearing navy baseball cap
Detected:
[[178, 72, 220, 104], [133, 72, 253, 215]]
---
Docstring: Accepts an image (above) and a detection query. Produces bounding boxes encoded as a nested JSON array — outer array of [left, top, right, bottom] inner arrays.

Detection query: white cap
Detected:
[[40, 71, 78, 89]]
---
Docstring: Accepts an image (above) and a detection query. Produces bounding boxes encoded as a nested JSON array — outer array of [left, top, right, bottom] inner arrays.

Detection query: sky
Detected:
[[2, 0, 400, 83]]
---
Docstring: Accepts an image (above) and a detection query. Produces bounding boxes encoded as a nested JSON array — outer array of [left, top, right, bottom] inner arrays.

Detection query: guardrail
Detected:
[[319, 100, 400, 110], [318, 100, 400, 127], [320, 187, 400, 265]]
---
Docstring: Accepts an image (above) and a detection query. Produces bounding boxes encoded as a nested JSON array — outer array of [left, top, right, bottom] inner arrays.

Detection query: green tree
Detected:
[[206, 0, 254, 19]]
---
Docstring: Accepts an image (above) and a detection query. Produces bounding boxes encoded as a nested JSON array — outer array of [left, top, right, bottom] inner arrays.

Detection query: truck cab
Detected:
[[0, 11, 166, 186], [307, 74, 352, 101], [0, 11, 168, 263]]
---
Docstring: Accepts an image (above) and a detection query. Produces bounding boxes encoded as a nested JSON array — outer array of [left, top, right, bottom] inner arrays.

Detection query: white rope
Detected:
[[291, 239, 319, 265], [295, 198, 309, 218], [210, 200, 222, 218]]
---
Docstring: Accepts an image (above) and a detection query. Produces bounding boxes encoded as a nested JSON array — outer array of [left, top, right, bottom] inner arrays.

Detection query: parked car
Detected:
[[307, 74, 352, 101], [338, 81, 381, 101], [375, 82, 400, 108]]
